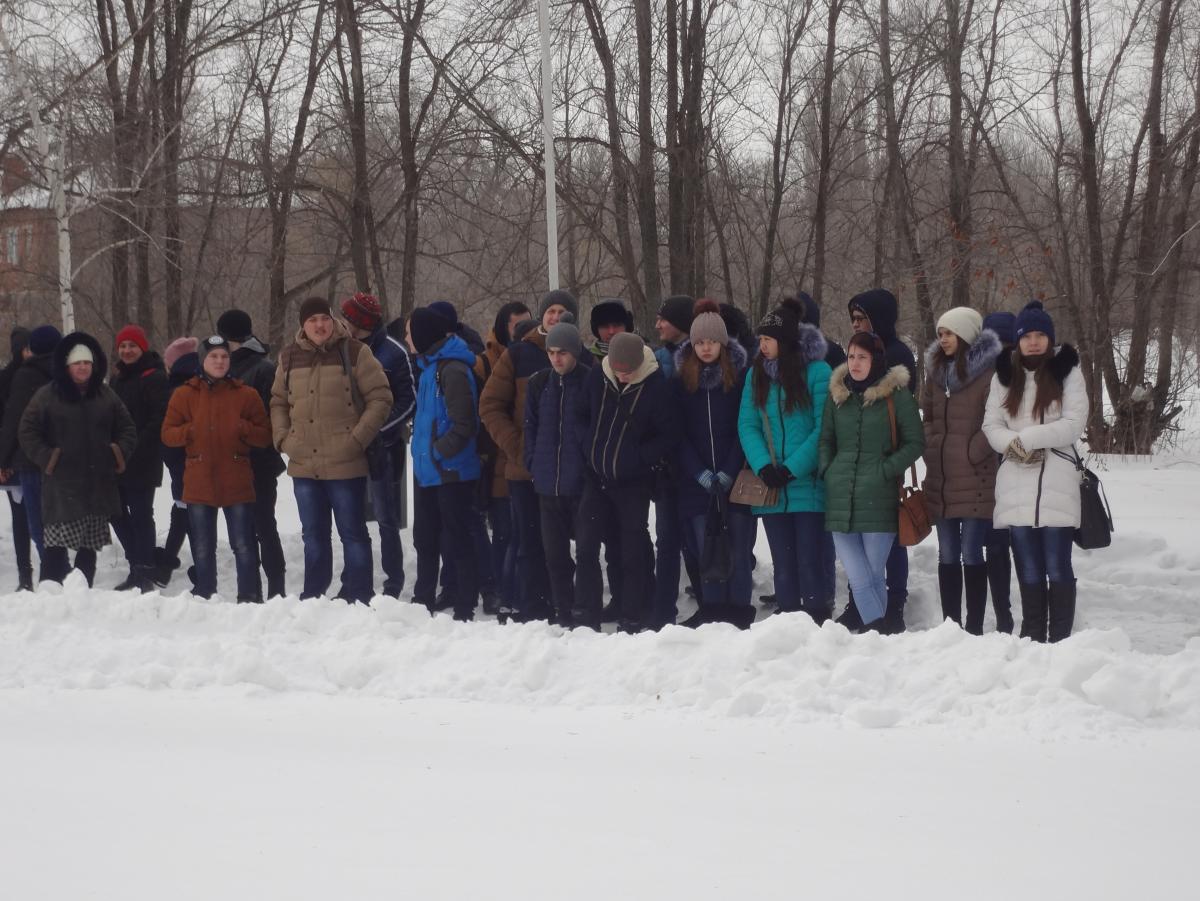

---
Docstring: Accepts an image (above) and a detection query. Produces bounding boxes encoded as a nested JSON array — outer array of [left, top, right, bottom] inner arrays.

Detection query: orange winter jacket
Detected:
[[161, 376, 272, 507]]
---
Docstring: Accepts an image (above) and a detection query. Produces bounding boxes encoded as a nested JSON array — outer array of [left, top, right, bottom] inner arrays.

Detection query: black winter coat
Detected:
[[230, 338, 286, 479], [584, 349, 680, 483], [848, 290, 917, 392], [524, 360, 592, 497], [110, 350, 170, 489], [18, 332, 137, 525], [671, 341, 749, 520], [0, 352, 55, 471]]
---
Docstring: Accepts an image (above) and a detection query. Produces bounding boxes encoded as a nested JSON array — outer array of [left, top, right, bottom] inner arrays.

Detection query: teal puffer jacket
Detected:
[[818, 364, 924, 533], [737, 359, 832, 515]]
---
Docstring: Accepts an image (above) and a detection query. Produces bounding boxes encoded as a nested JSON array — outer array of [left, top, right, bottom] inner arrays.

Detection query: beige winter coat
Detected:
[[270, 321, 393, 480]]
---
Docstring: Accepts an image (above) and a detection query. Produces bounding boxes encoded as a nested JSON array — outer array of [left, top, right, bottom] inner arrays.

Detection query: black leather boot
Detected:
[[1047, 579, 1077, 642], [962, 563, 989, 635], [1018, 581, 1049, 642], [937, 563, 964, 626]]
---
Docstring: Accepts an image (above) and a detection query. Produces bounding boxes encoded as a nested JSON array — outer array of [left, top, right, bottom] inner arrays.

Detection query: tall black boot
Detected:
[[1047, 579, 1077, 643], [881, 594, 907, 635], [75, 550, 97, 588], [962, 563, 988, 635], [1018, 581, 1049, 642], [937, 563, 964, 626], [17, 565, 34, 591], [987, 540, 1014, 634]]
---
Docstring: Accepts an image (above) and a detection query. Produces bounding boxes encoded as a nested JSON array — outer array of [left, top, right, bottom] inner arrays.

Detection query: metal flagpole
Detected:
[[537, 0, 559, 290]]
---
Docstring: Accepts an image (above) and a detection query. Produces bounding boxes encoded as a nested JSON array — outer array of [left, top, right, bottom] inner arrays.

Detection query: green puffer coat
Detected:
[[818, 364, 924, 533]]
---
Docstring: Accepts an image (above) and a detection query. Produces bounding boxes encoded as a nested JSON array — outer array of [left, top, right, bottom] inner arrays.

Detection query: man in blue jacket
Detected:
[[846, 288, 918, 633], [523, 321, 592, 627], [406, 306, 481, 621], [342, 292, 417, 597], [575, 332, 680, 632]]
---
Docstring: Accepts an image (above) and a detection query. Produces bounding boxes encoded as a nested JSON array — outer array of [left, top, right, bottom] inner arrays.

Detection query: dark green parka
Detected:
[[818, 364, 924, 533]]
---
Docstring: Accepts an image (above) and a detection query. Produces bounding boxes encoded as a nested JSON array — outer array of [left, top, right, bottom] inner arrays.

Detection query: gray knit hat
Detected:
[[607, 332, 645, 373], [689, 298, 729, 346], [537, 289, 579, 322], [936, 306, 983, 346], [546, 322, 582, 358]]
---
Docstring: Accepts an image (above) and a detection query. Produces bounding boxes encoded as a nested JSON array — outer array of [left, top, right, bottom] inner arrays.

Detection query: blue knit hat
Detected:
[[1014, 301, 1054, 344], [982, 311, 1016, 346], [28, 325, 62, 356]]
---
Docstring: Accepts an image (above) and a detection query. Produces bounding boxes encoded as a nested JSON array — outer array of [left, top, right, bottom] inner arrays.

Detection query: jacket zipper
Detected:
[[555, 373, 564, 496], [776, 388, 789, 513], [706, 389, 716, 471], [940, 386, 950, 493]]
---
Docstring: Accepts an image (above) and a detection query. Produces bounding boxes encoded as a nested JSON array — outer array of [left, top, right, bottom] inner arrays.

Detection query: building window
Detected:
[[3, 228, 18, 264]]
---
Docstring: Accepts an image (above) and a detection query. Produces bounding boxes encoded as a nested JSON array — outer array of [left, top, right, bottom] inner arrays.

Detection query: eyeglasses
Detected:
[[850, 314, 869, 325]]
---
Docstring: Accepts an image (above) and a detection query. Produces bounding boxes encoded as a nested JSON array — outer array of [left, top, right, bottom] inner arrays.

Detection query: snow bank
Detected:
[[3, 585, 1198, 733]]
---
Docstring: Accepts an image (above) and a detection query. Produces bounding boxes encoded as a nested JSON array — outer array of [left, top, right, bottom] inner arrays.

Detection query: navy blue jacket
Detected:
[[365, 324, 417, 446], [847, 288, 916, 392], [670, 341, 749, 520], [585, 350, 680, 483], [523, 360, 592, 497], [229, 337, 286, 479]]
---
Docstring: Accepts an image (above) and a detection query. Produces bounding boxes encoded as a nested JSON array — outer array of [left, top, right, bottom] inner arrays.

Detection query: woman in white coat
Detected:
[[983, 301, 1088, 642]]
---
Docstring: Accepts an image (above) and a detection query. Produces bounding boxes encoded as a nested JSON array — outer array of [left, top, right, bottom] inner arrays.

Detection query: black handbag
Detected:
[[1053, 448, 1114, 550], [700, 492, 734, 583]]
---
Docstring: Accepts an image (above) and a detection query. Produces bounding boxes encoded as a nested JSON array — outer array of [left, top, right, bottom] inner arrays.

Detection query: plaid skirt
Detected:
[[44, 515, 112, 551]]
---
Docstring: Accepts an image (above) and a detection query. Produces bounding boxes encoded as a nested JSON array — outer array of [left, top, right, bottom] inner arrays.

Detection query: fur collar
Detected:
[[923, 328, 1002, 394], [673, 339, 748, 390], [828, 364, 911, 406], [602, 346, 659, 388], [796, 323, 828, 367], [994, 343, 1079, 388]]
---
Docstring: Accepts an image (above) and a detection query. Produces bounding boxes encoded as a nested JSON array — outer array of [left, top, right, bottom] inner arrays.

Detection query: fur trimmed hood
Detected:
[[673, 338, 748, 391], [52, 331, 108, 400], [794, 322, 829, 366], [924, 328, 1002, 394], [994, 342, 1079, 388], [828, 363, 911, 406]]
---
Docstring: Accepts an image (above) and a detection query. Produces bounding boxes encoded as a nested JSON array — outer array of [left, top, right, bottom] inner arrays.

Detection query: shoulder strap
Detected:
[[759, 405, 777, 465], [338, 341, 364, 414]]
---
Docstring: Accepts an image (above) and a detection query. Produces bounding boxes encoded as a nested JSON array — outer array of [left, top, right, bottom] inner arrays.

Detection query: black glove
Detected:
[[758, 465, 786, 490]]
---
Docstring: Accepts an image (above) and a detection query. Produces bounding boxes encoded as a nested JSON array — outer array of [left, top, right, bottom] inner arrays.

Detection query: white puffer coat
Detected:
[[983, 345, 1088, 529]]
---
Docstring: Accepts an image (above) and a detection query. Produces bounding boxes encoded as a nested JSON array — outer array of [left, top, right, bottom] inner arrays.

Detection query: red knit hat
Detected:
[[341, 292, 382, 331], [115, 324, 149, 352]]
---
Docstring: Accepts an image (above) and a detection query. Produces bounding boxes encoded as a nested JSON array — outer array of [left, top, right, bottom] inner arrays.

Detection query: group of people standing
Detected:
[[0, 284, 1088, 643]]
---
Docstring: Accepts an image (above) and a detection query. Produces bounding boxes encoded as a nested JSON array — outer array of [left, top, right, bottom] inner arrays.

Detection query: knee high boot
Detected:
[[1018, 581, 1049, 642], [1047, 579, 1077, 643], [937, 563, 964, 626], [987, 547, 1014, 634], [962, 564, 989, 636]]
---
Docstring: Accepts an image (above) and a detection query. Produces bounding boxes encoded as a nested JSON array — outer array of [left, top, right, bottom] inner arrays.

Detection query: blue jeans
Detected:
[[18, 469, 44, 557], [832, 532, 896, 625], [935, 517, 990, 565], [687, 506, 755, 605], [370, 450, 405, 596], [1009, 526, 1074, 585], [293, 477, 374, 603], [111, 484, 157, 569], [188, 503, 260, 599], [762, 512, 828, 613]]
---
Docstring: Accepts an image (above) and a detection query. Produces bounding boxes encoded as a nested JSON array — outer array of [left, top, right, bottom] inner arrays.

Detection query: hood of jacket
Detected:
[[994, 342, 1079, 388], [238, 335, 270, 356], [601, 345, 659, 388], [417, 333, 477, 371], [457, 322, 486, 355], [52, 332, 108, 400], [828, 363, 911, 407], [672, 338, 748, 391], [924, 328, 1002, 393], [795, 322, 829, 366], [848, 289, 900, 344]]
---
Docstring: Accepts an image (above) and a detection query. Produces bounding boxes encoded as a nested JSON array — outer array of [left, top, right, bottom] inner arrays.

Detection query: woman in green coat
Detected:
[[737, 296, 832, 619], [819, 332, 923, 630]]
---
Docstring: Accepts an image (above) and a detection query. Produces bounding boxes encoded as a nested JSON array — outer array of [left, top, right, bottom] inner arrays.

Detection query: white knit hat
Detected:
[[936, 307, 983, 346], [65, 343, 94, 365]]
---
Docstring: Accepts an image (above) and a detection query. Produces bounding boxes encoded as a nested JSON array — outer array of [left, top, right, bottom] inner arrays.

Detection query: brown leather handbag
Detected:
[[886, 395, 932, 546], [730, 407, 780, 508]]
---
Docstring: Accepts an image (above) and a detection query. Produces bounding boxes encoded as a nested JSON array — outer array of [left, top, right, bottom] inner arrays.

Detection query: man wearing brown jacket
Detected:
[[478, 289, 575, 620], [270, 297, 393, 603]]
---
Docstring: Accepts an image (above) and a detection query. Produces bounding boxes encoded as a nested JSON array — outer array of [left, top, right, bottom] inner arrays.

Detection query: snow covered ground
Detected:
[[2, 453, 1199, 898]]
